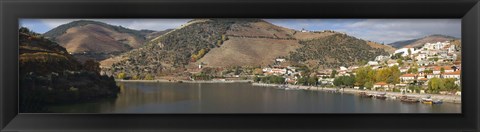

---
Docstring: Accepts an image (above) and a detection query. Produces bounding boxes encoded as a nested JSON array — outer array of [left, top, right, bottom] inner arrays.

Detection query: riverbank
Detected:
[[252, 83, 461, 104], [116, 79, 253, 83]]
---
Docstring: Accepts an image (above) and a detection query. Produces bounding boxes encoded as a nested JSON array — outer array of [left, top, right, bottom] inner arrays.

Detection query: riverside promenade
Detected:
[[116, 79, 253, 83], [252, 83, 461, 104]]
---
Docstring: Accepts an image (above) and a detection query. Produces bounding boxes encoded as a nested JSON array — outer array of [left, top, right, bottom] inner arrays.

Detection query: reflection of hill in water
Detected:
[[113, 83, 198, 109]]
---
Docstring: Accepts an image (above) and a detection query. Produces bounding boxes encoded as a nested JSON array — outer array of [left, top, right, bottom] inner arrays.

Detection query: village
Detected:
[[249, 40, 461, 99]]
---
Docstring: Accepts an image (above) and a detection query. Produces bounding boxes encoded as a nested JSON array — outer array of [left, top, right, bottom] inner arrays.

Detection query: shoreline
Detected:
[[252, 83, 462, 104], [114, 80, 461, 104], [116, 79, 253, 83]]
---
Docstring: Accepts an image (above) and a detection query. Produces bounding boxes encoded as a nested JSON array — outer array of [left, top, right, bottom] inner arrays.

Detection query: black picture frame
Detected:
[[1, 0, 479, 132]]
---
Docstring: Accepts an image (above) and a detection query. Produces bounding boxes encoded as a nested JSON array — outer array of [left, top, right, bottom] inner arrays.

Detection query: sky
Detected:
[[19, 19, 461, 44]]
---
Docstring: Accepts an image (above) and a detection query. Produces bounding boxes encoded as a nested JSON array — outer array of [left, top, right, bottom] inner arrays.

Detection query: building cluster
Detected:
[[257, 40, 461, 95]]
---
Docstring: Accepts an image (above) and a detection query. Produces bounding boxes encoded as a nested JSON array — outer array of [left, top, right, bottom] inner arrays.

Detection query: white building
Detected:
[[275, 58, 286, 62], [394, 48, 417, 57], [368, 61, 379, 66], [416, 54, 427, 61], [400, 74, 416, 83], [375, 55, 390, 62]]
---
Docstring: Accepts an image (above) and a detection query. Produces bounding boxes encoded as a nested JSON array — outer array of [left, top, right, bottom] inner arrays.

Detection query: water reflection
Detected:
[[48, 82, 461, 113]]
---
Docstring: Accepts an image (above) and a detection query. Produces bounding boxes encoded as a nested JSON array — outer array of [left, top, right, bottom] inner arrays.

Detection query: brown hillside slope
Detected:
[[367, 41, 396, 53], [197, 37, 301, 67], [101, 19, 396, 77], [56, 24, 144, 53], [389, 34, 458, 48]]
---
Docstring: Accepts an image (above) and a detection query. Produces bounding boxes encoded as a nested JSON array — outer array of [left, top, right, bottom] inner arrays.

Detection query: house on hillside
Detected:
[[373, 82, 388, 91], [399, 67, 409, 73], [375, 55, 390, 62], [427, 74, 440, 79], [400, 74, 416, 83], [443, 70, 461, 85], [433, 66, 454, 74], [368, 61, 379, 66], [275, 58, 286, 63], [394, 47, 417, 57]]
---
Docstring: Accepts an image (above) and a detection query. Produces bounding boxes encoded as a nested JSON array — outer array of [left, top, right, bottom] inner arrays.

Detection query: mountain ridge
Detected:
[[43, 20, 169, 62], [100, 19, 396, 78], [389, 34, 459, 48]]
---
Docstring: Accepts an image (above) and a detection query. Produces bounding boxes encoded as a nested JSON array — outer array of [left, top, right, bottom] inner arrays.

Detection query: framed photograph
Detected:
[[1, 0, 479, 131]]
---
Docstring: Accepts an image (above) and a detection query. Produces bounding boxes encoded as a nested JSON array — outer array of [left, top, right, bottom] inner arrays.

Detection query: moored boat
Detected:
[[277, 85, 287, 89], [358, 92, 370, 98], [421, 96, 433, 104], [374, 93, 387, 100], [433, 100, 443, 104], [421, 98, 433, 104], [400, 96, 419, 103]]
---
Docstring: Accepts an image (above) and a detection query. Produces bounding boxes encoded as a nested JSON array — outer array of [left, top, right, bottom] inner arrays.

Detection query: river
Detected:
[[47, 82, 461, 113]]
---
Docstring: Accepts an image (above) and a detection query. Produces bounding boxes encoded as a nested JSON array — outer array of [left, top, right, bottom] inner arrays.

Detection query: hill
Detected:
[[19, 27, 119, 112], [101, 19, 395, 78], [43, 20, 152, 62], [146, 29, 173, 40], [289, 34, 392, 69], [389, 34, 458, 48]]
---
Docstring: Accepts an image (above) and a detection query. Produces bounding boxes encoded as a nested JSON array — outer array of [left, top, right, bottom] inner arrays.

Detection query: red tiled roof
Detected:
[[418, 78, 428, 81], [400, 74, 416, 77], [375, 82, 387, 85], [444, 70, 461, 75], [433, 66, 453, 71]]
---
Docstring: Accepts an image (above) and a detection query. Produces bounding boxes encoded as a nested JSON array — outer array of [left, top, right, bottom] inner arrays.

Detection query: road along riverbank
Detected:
[[116, 79, 253, 83], [252, 83, 461, 104]]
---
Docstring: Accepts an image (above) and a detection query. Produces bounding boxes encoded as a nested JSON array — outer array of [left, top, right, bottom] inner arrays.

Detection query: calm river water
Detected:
[[48, 82, 461, 113]]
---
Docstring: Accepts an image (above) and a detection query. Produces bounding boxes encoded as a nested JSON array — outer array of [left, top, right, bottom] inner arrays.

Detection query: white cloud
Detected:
[[39, 19, 79, 28], [26, 19, 461, 43], [342, 19, 461, 43]]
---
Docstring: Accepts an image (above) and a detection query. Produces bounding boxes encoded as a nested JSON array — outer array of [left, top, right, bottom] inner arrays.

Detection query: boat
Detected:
[[285, 86, 300, 90], [421, 98, 433, 104], [433, 100, 443, 104], [285, 88, 299, 90], [374, 93, 387, 100], [367, 93, 375, 98], [358, 92, 370, 98], [421, 96, 434, 104], [400, 96, 419, 103], [277, 85, 287, 89]]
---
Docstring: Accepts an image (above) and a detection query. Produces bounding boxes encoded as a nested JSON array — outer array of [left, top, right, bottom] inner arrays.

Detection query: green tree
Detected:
[[83, 59, 101, 73], [424, 69, 433, 74], [407, 67, 418, 74], [397, 59, 403, 66], [253, 68, 263, 75], [388, 66, 401, 84], [428, 77, 445, 93], [132, 75, 140, 80], [297, 76, 307, 85], [355, 66, 373, 87], [375, 66, 400, 85], [144, 74, 154, 80], [333, 77, 343, 87], [333, 76, 355, 87], [330, 69, 337, 78], [443, 78, 458, 92], [117, 72, 126, 79], [440, 67, 445, 74], [343, 76, 355, 87], [307, 76, 318, 86], [365, 81, 374, 90], [253, 76, 261, 82], [234, 66, 241, 75]]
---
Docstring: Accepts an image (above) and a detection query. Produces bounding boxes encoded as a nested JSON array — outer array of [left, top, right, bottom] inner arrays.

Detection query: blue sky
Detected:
[[20, 19, 460, 44]]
